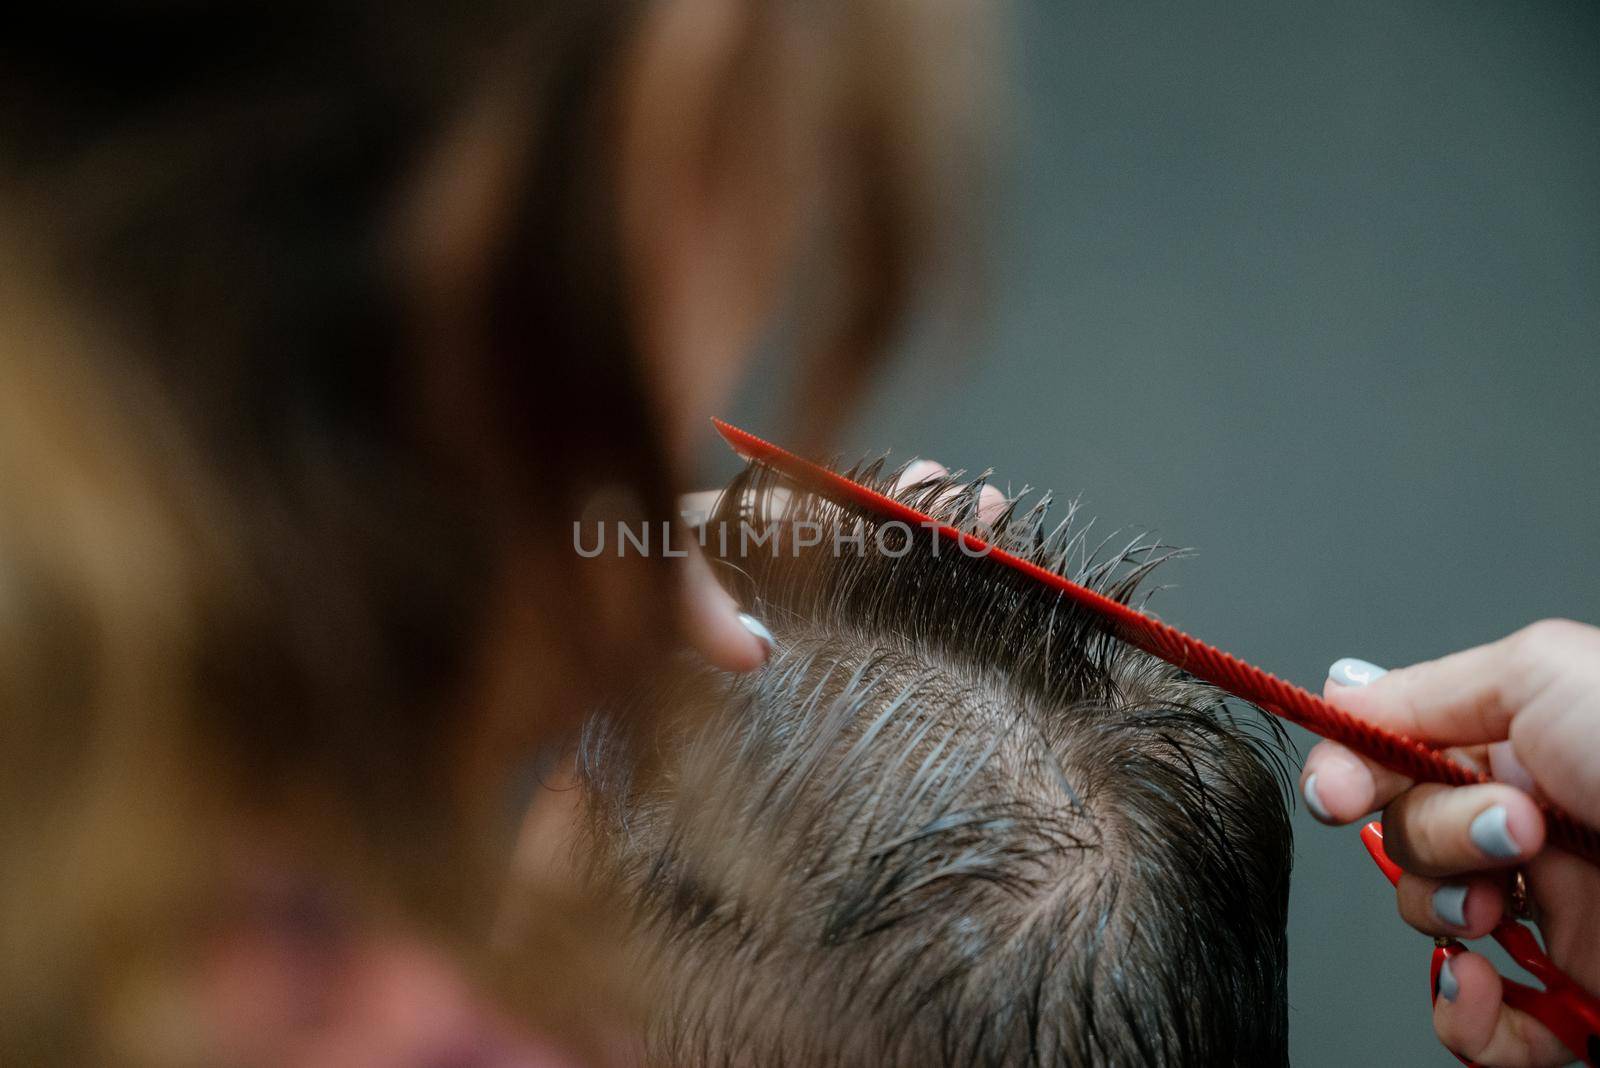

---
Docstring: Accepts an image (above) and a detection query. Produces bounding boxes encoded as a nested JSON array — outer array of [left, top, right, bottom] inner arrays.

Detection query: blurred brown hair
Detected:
[[0, 2, 994, 1063]]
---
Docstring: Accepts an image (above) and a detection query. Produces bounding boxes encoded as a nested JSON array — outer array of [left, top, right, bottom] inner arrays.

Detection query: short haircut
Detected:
[[580, 461, 1293, 1066]]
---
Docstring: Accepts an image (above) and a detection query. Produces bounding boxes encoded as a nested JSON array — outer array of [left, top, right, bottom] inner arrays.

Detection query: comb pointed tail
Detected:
[[710, 417, 761, 461]]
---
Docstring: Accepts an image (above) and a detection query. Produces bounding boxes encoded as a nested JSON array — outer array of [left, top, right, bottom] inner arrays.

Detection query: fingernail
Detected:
[[737, 612, 775, 659], [1432, 884, 1469, 928], [899, 459, 945, 487], [1328, 657, 1388, 687], [1302, 773, 1333, 821], [1488, 740, 1536, 794], [1468, 805, 1521, 859], [1437, 957, 1459, 1002]]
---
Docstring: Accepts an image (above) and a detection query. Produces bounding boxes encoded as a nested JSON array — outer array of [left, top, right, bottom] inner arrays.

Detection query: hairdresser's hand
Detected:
[[676, 489, 774, 672], [678, 461, 1006, 672], [1298, 619, 1600, 1067]]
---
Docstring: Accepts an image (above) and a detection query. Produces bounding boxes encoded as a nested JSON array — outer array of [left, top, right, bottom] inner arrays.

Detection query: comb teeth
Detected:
[[710, 418, 1600, 868]]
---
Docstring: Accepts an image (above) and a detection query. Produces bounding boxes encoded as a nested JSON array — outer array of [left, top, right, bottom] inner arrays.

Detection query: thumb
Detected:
[[679, 530, 773, 673]]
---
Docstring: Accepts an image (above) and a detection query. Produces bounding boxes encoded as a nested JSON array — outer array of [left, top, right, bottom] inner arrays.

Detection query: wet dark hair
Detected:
[[581, 461, 1294, 1066]]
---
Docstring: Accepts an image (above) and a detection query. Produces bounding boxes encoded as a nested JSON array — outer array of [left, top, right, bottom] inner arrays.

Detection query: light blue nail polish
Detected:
[[1433, 884, 1469, 928], [1303, 773, 1333, 822], [1328, 657, 1388, 687], [737, 611, 775, 657], [1469, 805, 1521, 859], [1437, 958, 1459, 1002]]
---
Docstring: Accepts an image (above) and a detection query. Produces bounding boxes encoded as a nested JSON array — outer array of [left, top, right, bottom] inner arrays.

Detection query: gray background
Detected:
[[710, 1, 1599, 1063]]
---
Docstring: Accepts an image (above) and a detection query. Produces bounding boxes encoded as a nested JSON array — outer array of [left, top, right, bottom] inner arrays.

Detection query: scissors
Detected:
[[1361, 821, 1600, 1066]]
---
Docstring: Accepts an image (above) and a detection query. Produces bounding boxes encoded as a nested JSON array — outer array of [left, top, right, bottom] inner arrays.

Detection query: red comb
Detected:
[[712, 419, 1600, 867]]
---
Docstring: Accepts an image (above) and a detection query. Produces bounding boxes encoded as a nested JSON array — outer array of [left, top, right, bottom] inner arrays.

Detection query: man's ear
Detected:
[[615, 0, 818, 461]]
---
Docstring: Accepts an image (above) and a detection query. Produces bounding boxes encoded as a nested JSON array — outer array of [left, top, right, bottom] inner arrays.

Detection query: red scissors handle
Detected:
[[1362, 822, 1600, 1066]]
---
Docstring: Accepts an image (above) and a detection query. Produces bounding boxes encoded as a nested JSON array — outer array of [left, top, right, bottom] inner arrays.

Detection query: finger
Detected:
[[977, 484, 1007, 526], [680, 486, 794, 527], [1298, 659, 1415, 823], [1394, 872, 1506, 939], [1525, 848, 1600, 991], [1487, 740, 1537, 795], [679, 543, 772, 672], [1300, 739, 1413, 824], [1383, 783, 1545, 876], [893, 459, 1009, 529], [1321, 623, 1599, 749], [1323, 641, 1519, 745], [895, 458, 948, 491], [1433, 952, 1572, 1068], [678, 490, 722, 526], [894, 459, 1001, 531], [1300, 736, 1501, 824]]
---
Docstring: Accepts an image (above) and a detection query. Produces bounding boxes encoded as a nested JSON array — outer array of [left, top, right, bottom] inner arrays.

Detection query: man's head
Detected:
[[581, 462, 1293, 1066]]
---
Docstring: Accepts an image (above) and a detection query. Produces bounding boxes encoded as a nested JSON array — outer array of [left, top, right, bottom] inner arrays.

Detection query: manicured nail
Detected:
[[1437, 957, 1459, 1002], [898, 459, 946, 488], [1328, 658, 1388, 687], [737, 612, 775, 658], [1302, 773, 1333, 821], [1469, 805, 1521, 859], [1433, 884, 1469, 928]]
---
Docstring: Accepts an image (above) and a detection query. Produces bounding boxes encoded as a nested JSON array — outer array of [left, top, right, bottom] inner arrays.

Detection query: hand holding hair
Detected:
[[677, 490, 775, 673], [675, 463, 1005, 673]]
